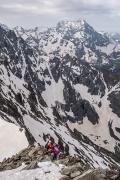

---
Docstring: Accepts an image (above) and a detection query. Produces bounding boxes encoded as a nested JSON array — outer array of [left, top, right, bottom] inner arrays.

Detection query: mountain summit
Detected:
[[56, 19, 86, 30]]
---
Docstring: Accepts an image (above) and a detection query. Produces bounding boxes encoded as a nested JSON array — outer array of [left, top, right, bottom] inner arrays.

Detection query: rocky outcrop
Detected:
[[0, 146, 47, 171], [61, 167, 120, 180], [0, 146, 120, 180], [0, 145, 88, 172]]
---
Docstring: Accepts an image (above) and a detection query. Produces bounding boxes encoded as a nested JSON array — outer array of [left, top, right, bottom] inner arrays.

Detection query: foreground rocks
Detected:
[[60, 168, 120, 180], [0, 145, 48, 171], [0, 145, 87, 172], [0, 146, 120, 180]]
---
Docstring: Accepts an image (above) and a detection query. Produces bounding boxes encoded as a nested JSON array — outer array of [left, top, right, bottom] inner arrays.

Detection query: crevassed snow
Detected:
[[0, 118, 28, 162], [0, 161, 64, 180]]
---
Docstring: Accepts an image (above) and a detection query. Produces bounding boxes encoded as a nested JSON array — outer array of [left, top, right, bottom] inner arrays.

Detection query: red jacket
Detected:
[[47, 143, 54, 151]]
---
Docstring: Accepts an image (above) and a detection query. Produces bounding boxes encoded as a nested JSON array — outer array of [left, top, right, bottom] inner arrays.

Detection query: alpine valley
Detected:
[[0, 19, 120, 169]]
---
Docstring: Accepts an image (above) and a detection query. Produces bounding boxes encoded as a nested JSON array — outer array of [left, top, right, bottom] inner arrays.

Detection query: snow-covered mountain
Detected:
[[14, 20, 120, 64], [0, 19, 120, 168]]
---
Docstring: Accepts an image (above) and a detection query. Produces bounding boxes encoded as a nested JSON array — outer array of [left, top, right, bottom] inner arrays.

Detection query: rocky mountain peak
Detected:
[[56, 19, 86, 31]]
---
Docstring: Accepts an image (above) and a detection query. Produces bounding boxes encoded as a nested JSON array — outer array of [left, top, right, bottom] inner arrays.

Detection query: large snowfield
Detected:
[[0, 118, 28, 162]]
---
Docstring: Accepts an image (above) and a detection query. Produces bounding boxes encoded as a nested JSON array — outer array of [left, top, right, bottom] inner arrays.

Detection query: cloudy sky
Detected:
[[0, 0, 120, 32]]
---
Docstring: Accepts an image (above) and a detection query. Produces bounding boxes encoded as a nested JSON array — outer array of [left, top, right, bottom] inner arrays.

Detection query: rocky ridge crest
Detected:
[[0, 146, 120, 180]]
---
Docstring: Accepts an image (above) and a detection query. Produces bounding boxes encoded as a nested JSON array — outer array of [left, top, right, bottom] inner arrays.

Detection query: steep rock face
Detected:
[[0, 20, 120, 167]]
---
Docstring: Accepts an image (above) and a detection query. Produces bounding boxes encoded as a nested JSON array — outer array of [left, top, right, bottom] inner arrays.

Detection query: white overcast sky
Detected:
[[0, 0, 120, 32]]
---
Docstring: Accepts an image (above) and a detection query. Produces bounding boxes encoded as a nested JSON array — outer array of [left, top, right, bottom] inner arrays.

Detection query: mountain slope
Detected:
[[0, 20, 120, 167]]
